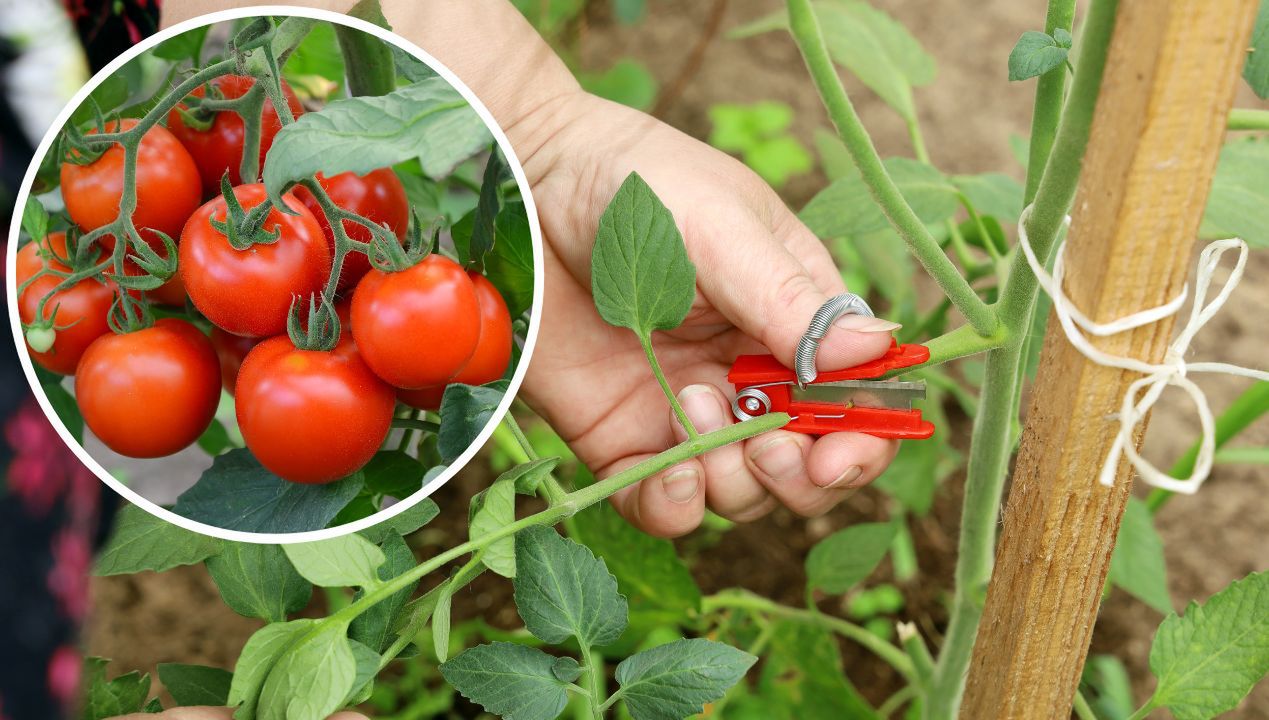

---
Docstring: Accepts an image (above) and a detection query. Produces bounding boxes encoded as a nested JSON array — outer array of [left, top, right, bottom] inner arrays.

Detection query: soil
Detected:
[[87, 0, 1269, 717]]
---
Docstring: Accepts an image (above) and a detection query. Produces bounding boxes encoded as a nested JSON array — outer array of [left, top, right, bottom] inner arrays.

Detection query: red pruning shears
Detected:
[[727, 293, 935, 439]]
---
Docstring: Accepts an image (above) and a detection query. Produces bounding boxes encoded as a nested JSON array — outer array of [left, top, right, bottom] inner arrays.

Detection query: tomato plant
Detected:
[[179, 183, 331, 337], [167, 74, 305, 196], [235, 336, 395, 484], [75, 318, 221, 458], [15, 232, 114, 375], [295, 168, 410, 293]]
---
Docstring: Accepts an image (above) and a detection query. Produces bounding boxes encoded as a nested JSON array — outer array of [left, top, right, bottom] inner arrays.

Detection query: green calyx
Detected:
[[287, 294, 341, 352], [368, 210, 436, 274], [210, 173, 281, 250]]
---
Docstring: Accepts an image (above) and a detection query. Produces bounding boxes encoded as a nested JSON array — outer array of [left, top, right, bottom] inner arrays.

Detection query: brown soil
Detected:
[[87, 0, 1269, 716]]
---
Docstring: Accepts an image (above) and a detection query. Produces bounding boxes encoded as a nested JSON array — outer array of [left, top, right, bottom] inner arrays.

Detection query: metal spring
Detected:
[[794, 292, 874, 387]]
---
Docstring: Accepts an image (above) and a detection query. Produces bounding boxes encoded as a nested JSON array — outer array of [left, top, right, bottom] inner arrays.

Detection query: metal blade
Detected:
[[792, 380, 926, 410]]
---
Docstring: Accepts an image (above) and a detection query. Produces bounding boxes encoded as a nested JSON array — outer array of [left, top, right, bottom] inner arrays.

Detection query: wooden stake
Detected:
[[959, 1, 1258, 717]]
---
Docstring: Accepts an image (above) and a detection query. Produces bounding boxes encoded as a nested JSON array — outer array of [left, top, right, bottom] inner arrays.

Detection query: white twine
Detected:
[[1016, 204, 1269, 493]]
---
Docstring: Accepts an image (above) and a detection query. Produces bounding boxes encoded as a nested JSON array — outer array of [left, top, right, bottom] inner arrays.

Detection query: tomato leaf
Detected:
[[1146, 570, 1269, 719], [513, 525, 628, 647], [256, 621, 358, 720], [731, 621, 877, 720], [952, 172, 1025, 224], [1081, 654, 1135, 720], [357, 498, 440, 543], [153, 25, 210, 63], [1244, 1, 1269, 98], [172, 449, 364, 533], [614, 639, 757, 720], [800, 158, 959, 239], [82, 658, 156, 720], [469, 473, 519, 578], [21, 196, 49, 241], [591, 172, 697, 339], [460, 145, 511, 269], [579, 59, 658, 110], [197, 418, 233, 456], [805, 522, 896, 594], [1007, 30, 1069, 81], [343, 638, 380, 706], [485, 201, 536, 318], [438, 381, 509, 464], [95, 504, 223, 576], [432, 583, 455, 662], [283, 533, 387, 588], [282, 21, 346, 100], [440, 642, 575, 720], [263, 77, 491, 205], [1200, 138, 1269, 248], [1108, 498, 1172, 614], [42, 380, 84, 443], [360, 450, 427, 498], [226, 619, 317, 720], [156, 663, 232, 707], [205, 542, 311, 623], [350, 531, 421, 653]]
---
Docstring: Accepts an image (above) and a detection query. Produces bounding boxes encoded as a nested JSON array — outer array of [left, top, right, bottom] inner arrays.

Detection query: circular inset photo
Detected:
[[6, 9, 541, 541]]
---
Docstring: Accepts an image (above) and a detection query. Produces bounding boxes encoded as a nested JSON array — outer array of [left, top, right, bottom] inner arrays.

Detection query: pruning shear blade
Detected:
[[792, 380, 926, 410]]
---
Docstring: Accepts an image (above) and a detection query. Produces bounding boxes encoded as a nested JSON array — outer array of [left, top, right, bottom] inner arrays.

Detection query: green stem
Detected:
[[328, 414, 787, 628], [391, 417, 441, 433], [1146, 381, 1269, 512], [1024, 0, 1077, 204], [701, 589, 915, 680], [1073, 690, 1100, 720], [1228, 108, 1269, 130], [579, 644, 605, 720], [785, 0, 998, 338], [925, 1, 1119, 716], [879, 686, 918, 718], [335, 23, 397, 97], [882, 322, 1009, 379], [640, 333, 700, 440], [503, 413, 569, 504], [899, 623, 935, 694]]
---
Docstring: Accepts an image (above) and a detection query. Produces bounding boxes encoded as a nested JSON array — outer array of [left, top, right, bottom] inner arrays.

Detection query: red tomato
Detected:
[[398, 273, 513, 410], [16, 233, 115, 375], [295, 169, 409, 294], [167, 75, 305, 195], [350, 254, 480, 389], [60, 119, 200, 250], [210, 327, 262, 394], [76, 318, 221, 458], [180, 183, 331, 337], [235, 336, 395, 484]]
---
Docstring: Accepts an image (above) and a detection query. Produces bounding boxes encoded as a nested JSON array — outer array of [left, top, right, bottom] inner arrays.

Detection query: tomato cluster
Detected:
[[21, 75, 515, 485]]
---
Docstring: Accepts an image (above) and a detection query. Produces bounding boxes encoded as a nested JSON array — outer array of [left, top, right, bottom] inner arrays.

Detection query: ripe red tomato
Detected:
[[60, 119, 200, 250], [180, 183, 331, 337], [295, 168, 409, 294], [351, 254, 481, 389], [76, 318, 221, 458], [399, 273, 513, 410], [210, 327, 262, 394], [235, 336, 395, 484], [16, 233, 115, 375], [167, 75, 305, 195]]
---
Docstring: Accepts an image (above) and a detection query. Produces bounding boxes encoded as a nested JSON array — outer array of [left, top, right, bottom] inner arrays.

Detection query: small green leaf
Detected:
[[263, 78, 491, 204], [800, 158, 959, 239], [82, 658, 154, 720], [579, 59, 658, 110], [157, 663, 233, 707], [438, 381, 509, 463], [614, 639, 757, 720], [153, 25, 209, 62], [344, 639, 380, 706], [591, 172, 697, 338], [513, 525, 628, 647], [205, 542, 312, 623], [173, 449, 364, 533], [461, 146, 511, 268], [227, 619, 317, 720], [256, 621, 358, 720], [1081, 654, 1135, 720], [197, 419, 234, 457], [1008, 30, 1069, 81], [805, 522, 897, 593], [551, 656, 582, 683], [470, 473, 520, 578], [433, 583, 454, 662], [1147, 570, 1269, 719], [1108, 498, 1171, 614], [503, 458, 562, 496], [283, 533, 386, 588], [43, 381, 84, 442], [485, 201, 536, 318], [357, 498, 440, 543], [22, 196, 49, 241], [440, 642, 574, 720], [1245, 1, 1269, 98], [1053, 27, 1073, 49], [350, 532, 419, 653], [95, 505, 222, 576], [360, 450, 427, 498]]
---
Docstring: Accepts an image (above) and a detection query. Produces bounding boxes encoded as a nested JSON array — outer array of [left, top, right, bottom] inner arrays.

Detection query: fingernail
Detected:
[[662, 468, 700, 504], [834, 315, 902, 333], [750, 437, 803, 482], [824, 464, 863, 489], [678, 385, 725, 433]]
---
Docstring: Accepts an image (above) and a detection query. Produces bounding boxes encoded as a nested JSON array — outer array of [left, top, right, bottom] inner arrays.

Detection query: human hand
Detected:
[[514, 91, 901, 537], [113, 708, 367, 720]]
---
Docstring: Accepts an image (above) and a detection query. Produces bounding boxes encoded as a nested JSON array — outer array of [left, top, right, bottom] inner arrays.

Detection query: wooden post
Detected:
[[958, 1, 1258, 717]]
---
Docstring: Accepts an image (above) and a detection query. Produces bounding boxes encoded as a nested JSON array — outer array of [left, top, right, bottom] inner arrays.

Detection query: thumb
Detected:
[[694, 210, 898, 372]]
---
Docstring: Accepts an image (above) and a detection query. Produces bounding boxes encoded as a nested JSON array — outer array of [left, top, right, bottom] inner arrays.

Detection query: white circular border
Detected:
[[5, 5, 545, 545]]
